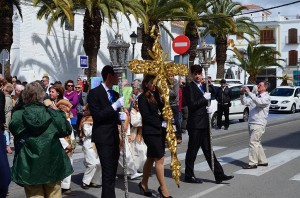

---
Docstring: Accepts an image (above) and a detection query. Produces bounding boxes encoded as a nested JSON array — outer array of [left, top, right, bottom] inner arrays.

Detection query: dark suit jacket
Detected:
[[138, 93, 163, 135], [87, 84, 120, 145], [183, 82, 209, 130]]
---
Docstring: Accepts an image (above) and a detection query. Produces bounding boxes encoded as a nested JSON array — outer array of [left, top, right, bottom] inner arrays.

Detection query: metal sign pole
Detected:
[[0, 49, 9, 76]]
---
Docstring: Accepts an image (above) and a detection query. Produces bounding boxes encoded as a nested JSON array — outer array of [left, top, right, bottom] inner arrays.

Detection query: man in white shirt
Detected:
[[240, 81, 271, 169]]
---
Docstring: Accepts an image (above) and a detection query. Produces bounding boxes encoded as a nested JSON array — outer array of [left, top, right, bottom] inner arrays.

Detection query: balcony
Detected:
[[260, 38, 276, 44], [285, 36, 300, 44]]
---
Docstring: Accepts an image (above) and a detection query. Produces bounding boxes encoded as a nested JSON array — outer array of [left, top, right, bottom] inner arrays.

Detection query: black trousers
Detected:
[[181, 106, 188, 130], [185, 128, 224, 178], [96, 143, 120, 198], [171, 105, 182, 139], [217, 104, 230, 128]]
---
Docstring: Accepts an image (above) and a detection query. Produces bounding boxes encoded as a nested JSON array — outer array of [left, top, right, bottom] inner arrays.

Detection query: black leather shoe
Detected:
[[215, 175, 234, 184], [258, 163, 268, 166], [184, 176, 203, 184], [243, 164, 257, 169]]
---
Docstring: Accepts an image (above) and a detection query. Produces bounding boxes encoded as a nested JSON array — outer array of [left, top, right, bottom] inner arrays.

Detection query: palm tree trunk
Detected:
[[83, 9, 101, 82], [185, 22, 198, 66], [216, 37, 227, 79], [248, 75, 256, 84], [141, 21, 157, 60]]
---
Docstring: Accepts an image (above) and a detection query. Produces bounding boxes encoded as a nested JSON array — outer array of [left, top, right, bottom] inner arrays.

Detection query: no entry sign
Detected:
[[172, 35, 190, 54]]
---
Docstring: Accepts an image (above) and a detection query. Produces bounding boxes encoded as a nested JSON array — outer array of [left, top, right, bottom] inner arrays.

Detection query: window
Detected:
[[260, 30, 275, 44], [231, 86, 241, 100], [288, 50, 298, 66], [288, 28, 298, 44]]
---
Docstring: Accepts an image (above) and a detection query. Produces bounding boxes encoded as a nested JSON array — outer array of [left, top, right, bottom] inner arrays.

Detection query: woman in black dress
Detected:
[[138, 75, 172, 198]]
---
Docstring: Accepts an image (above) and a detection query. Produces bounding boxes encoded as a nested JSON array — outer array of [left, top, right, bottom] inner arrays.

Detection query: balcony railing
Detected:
[[285, 36, 300, 44], [260, 38, 276, 44]]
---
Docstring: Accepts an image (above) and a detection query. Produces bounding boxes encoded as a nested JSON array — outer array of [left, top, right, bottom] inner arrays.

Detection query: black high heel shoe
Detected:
[[158, 186, 173, 198], [138, 182, 152, 197]]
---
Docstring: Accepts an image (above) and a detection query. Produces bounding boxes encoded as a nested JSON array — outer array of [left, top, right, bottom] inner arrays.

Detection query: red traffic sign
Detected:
[[172, 35, 190, 54]]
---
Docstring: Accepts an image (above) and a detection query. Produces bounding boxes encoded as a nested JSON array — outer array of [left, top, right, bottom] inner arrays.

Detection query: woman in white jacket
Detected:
[[130, 99, 147, 172], [79, 105, 102, 189], [117, 108, 143, 179]]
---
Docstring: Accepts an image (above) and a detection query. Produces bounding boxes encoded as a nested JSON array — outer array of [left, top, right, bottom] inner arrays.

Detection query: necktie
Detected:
[[199, 84, 204, 94], [107, 89, 114, 103]]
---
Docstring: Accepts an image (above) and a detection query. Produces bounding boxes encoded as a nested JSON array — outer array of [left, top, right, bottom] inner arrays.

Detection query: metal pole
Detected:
[[203, 63, 214, 173], [117, 69, 129, 198], [1, 52, 4, 76], [244, 66, 247, 85], [131, 44, 135, 82], [244, 54, 247, 85], [132, 44, 135, 60]]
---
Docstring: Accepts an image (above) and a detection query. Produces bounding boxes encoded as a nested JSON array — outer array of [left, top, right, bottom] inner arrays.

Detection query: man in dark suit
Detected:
[[215, 79, 232, 130], [87, 65, 124, 198], [183, 64, 234, 184]]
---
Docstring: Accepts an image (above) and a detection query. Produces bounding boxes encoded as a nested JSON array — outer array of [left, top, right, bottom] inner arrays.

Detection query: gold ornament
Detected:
[[128, 25, 188, 187]]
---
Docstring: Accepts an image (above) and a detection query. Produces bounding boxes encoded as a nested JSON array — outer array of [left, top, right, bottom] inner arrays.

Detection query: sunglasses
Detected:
[[75, 87, 81, 89], [67, 84, 74, 87]]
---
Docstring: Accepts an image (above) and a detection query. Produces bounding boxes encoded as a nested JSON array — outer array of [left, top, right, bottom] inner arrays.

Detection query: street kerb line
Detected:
[[188, 184, 224, 198]]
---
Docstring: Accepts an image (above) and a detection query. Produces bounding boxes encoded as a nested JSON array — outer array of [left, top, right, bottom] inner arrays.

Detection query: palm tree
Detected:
[[203, 0, 259, 79], [0, 0, 22, 78], [34, 0, 146, 81], [183, 0, 208, 64], [278, 74, 294, 86], [140, 0, 192, 60], [232, 44, 283, 84]]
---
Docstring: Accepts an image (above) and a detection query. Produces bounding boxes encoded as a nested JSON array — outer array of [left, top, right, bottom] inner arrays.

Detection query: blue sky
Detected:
[[238, 0, 299, 17]]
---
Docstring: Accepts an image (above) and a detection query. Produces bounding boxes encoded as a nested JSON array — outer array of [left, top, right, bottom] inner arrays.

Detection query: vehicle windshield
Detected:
[[270, 88, 294, 96]]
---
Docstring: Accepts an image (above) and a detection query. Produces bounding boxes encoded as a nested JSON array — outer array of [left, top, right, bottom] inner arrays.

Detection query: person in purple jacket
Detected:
[[64, 80, 79, 137]]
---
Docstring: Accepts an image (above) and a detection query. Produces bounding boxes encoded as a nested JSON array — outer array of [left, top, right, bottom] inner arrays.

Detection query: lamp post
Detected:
[[130, 31, 138, 59], [196, 40, 214, 172], [107, 34, 130, 198], [130, 31, 138, 82]]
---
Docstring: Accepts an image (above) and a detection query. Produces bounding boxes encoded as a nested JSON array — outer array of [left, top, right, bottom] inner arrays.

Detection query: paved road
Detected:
[[6, 112, 300, 198]]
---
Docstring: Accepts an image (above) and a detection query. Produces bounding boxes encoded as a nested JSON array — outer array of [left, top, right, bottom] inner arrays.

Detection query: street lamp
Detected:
[[107, 34, 130, 198], [130, 31, 138, 59], [196, 40, 214, 172], [130, 31, 138, 82]]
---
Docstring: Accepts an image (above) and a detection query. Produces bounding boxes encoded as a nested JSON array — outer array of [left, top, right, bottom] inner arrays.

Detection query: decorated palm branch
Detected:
[[128, 25, 188, 186]]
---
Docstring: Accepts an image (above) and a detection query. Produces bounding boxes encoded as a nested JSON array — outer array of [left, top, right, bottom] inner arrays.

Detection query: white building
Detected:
[[14, 2, 300, 88], [11, 0, 185, 84], [227, 4, 300, 88]]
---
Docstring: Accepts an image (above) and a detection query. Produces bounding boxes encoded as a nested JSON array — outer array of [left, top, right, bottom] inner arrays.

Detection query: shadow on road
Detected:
[[264, 131, 300, 149]]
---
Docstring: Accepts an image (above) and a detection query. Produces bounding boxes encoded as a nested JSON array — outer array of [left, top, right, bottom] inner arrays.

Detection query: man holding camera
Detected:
[[240, 81, 270, 169], [215, 79, 232, 130]]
